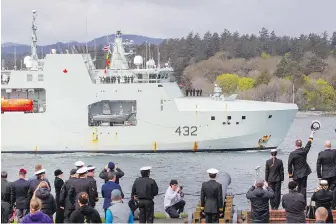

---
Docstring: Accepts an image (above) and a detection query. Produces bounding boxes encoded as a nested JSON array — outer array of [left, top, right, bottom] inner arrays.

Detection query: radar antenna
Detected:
[[31, 10, 39, 70]]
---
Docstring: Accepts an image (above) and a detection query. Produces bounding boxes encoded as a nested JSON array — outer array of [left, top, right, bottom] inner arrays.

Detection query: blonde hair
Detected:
[[32, 181, 50, 200], [30, 198, 42, 214]]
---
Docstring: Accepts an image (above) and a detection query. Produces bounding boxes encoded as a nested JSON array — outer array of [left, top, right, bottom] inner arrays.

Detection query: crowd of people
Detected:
[[1, 129, 335, 223], [246, 130, 336, 223], [1, 161, 186, 223]]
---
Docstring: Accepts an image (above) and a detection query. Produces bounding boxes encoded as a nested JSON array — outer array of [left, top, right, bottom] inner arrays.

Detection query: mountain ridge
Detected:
[[1, 33, 164, 54]]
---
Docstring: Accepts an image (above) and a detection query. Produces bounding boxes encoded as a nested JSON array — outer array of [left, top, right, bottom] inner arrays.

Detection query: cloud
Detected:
[[1, 0, 335, 45]]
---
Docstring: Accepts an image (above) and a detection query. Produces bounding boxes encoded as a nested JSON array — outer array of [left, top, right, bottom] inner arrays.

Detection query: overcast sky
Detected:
[[1, 0, 336, 45]]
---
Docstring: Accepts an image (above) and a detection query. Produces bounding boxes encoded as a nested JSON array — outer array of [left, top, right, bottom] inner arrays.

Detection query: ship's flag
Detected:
[[102, 45, 110, 51]]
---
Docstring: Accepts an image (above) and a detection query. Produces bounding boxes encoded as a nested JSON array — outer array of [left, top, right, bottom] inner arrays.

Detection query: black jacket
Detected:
[[265, 158, 284, 182], [69, 205, 102, 223], [59, 177, 77, 216], [35, 187, 56, 217], [282, 190, 306, 223], [316, 149, 336, 179], [311, 189, 334, 210], [1, 179, 12, 205], [131, 177, 159, 200], [68, 178, 94, 207], [200, 180, 223, 214], [246, 186, 274, 222], [288, 139, 312, 179], [11, 178, 30, 209], [99, 167, 124, 184], [28, 178, 51, 202], [54, 177, 64, 208], [87, 176, 98, 207]]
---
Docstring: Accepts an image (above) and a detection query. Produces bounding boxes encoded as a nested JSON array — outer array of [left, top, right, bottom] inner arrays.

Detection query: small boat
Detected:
[[1, 98, 33, 112]]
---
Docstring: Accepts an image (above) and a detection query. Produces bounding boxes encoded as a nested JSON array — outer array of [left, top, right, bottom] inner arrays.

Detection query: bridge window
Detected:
[[242, 116, 246, 120], [268, 115, 272, 119], [38, 74, 44, 82], [211, 116, 215, 120], [27, 74, 33, 82], [227, 116, 231, 120]]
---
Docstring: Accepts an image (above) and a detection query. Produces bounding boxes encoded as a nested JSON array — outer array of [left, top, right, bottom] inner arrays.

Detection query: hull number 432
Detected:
[[175, 126, 197, 136]]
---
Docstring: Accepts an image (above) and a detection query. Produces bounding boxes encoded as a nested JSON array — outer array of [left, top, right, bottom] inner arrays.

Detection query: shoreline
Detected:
[[297, 111, 336, 116]]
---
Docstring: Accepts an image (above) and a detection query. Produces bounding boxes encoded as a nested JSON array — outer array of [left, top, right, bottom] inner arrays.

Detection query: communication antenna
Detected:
[[14, 43, 17, 70], [85, 16, 88, 54], [157, 46, 160, 68], [41, 45, 44, 58], [145, 41, 148, 65]]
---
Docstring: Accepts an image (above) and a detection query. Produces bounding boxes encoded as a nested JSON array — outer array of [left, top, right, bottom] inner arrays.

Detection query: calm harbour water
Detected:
[[1, 115, 336, 215]]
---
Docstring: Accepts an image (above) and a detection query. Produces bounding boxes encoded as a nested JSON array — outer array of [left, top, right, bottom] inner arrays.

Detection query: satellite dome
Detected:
[[24, 56, 32, 68], [133, 55, 143, 66]]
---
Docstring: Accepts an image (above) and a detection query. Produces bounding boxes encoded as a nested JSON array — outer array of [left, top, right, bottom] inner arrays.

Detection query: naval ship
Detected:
[[1, 10, 298, 153]]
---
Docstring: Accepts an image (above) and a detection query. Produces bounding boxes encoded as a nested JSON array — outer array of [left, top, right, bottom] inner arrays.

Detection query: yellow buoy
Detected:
[[193, 141, 198, 152], [153, 141, 157, 152], [92, 128, 98, 143], [34, 146, 38, 153]]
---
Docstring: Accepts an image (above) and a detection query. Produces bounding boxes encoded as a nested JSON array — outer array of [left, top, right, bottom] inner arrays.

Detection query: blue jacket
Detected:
[[101, 181, 124, 209], [105, 201, 134, 223]]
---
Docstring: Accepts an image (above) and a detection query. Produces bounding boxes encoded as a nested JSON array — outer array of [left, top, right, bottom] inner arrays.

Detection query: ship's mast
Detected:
[[31, 10, 39, 70]]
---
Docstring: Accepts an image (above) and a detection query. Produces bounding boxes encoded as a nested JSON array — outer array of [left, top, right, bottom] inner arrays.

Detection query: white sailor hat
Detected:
[[75, 161, 85, 167], [320, 180, 328, 185], [271, 149, 277, 152], [76, 166, 88, 174], [87, 165, 95, 171], [34, 169, 46, 175], [140, 166, 152, 171], [207, 168, 219, 174]]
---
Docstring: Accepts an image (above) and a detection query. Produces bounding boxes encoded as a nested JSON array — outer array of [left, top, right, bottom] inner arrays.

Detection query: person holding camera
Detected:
[[246, 178, 274, 223], [164, 179, 186, 218], [288, 130, 315, 204], [311, 180, 334, 223]]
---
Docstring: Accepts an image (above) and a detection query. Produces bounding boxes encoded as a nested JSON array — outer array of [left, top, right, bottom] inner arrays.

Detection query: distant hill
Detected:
[[1, 34, 164, 55]]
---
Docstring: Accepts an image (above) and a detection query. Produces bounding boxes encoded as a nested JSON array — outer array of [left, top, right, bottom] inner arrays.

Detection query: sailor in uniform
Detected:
[[86, 165, 99, 208], [288, 130, 315, 204], [131, 166, 159, 223], [69, 167, 95, 209], [265, 149, 284, 210], [200, 168, 223, 223]]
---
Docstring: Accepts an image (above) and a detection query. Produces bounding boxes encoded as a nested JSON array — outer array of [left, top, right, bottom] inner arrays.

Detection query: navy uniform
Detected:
[[27, 169, 51, 201], [86, 165, 99, 208], [316, 147, 336, 191], [60, 169, 77, 223], [54, 169, 64, 223], [69, 167, 95, 209], [200, 168, 223, 223], [1, 171, 12, 223], [131, 166, 159, 223], [288, 131, 314, 203], [311, 180, 334, 223], [265, 149, 284, 209]]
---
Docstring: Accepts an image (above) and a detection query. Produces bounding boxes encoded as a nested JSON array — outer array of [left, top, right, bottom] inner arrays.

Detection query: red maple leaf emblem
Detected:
[[63, 69, 68, 73]]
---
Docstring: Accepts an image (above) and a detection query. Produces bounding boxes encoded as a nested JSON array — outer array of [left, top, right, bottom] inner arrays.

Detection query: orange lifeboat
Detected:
[[1, 98, 33, 112]]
